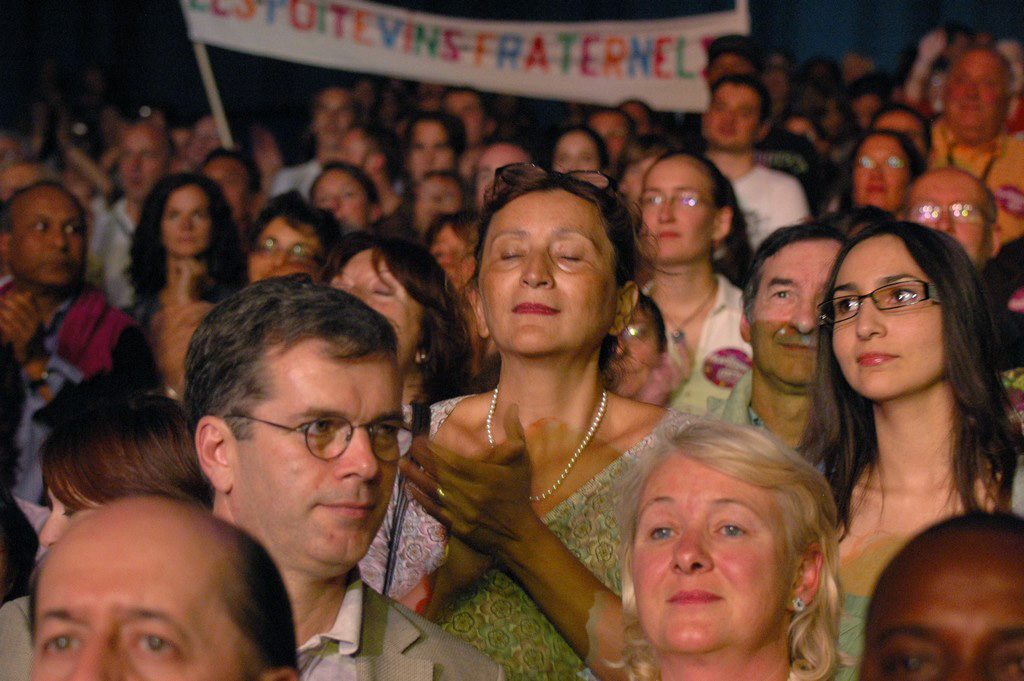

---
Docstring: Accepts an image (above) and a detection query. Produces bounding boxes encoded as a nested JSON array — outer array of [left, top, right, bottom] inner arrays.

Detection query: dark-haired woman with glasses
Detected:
[[838, 130, 924, 215], [247, 190, 341, 283], [802, 220, 1024, 665], [639, 151, 752, 415], [363, 163, 688, 681]]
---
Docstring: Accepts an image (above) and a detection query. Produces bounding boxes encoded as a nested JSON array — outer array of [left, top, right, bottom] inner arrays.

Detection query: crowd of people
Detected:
[[0, 23, 1023, 681]]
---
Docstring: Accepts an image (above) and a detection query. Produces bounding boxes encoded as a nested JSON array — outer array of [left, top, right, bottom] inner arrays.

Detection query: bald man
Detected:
[[903, 167, 1024, 368], [30, 497, 298, 681], [861, 513, 1024, 681], [904, 166, 999, 266]]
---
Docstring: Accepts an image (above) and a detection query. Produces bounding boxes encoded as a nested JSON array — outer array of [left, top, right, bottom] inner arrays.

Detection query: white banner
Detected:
[[180, 0, 749, 111]]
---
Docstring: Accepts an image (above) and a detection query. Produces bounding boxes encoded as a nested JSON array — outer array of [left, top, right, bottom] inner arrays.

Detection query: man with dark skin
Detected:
[[860, 513, 1024, 681], [0, 182, 156, 501]]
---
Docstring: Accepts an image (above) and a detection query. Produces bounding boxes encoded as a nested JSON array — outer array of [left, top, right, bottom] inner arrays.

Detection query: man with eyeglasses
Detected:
[[904, 166, 999, 266], [904, 167, 1024, 368], [185, 276, 504, 681]]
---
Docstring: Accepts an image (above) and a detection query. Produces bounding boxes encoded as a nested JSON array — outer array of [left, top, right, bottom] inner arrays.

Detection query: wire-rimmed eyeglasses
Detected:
[[226, 413, 412, 462]]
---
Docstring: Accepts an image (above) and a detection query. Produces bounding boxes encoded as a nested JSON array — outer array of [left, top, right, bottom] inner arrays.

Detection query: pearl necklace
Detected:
[[486, 386, 609, 502]]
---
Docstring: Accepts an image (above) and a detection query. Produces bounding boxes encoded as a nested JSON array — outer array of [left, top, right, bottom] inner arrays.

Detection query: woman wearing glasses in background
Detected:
[[802, 220, 1024, 666], [639, 151, 752, 415], [247, 190, 340, 283], [364, 164, 688, 681], [839, 130, 924, 216]]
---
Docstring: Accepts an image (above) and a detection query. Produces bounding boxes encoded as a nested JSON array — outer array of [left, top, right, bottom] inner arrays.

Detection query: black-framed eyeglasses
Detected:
[[491, 163, 617, 201], [225, 413, 412, 462], [818, 279, 940, 326]]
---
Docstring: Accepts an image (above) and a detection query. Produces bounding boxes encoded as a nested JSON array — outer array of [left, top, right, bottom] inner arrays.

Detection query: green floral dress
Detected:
[[433, 403, 690, 681]]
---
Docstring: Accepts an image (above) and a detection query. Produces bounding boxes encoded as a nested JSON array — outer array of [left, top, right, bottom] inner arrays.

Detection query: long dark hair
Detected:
[[129, 173, 246, 299], [839, 129, 925, 212], [802, 221, 1021, 533], [322, 232, 472, 403]]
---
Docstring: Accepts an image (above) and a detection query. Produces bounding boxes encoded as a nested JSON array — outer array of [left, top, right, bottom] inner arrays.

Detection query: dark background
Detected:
[[1, 0, 1021, 159]]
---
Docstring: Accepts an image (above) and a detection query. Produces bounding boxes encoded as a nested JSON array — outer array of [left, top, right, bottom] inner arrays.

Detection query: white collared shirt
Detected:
[[89, 197, 137, 309], [298, 578, 363, 681]]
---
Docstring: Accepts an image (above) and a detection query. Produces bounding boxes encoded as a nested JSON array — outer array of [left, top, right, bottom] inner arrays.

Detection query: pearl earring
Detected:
[[792, 596, 805, 612]]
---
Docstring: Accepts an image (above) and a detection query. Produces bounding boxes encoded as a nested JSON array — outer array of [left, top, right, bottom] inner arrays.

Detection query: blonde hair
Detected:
[[616, 419, 841, 681]]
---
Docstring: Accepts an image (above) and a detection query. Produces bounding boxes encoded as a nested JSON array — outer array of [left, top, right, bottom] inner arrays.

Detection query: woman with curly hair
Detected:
[[128, 173, 245, 394]]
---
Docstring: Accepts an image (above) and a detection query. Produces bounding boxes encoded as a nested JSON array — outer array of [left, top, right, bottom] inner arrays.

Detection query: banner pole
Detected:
[[736, 0, 751, 32], [192, 41, 235, 149]]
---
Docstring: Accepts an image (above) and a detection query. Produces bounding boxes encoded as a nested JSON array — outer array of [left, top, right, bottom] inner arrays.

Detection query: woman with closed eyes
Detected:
[[362, 164, 688, 681]]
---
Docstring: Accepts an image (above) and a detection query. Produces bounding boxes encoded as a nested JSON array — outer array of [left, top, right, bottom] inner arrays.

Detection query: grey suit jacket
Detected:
[[353, 586, 504, 681], [0, 596, 31, 681]]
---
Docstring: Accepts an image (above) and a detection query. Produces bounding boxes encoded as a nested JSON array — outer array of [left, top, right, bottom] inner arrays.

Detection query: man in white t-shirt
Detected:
[[90, 120, 171, 308], [704, 74, 810, 248], [271, 86, 358, 198]]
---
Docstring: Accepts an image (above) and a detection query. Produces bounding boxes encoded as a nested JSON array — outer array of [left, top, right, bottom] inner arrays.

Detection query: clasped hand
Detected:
[[0, 292, 45, 364], [401, 404, 537, 560]]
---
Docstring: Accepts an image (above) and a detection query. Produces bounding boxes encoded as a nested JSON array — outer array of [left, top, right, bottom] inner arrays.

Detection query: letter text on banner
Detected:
[[179, 0, 749, 110]]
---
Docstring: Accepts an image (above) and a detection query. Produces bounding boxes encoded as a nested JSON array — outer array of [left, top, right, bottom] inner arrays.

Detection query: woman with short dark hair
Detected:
[[840, 130, 924, 215]]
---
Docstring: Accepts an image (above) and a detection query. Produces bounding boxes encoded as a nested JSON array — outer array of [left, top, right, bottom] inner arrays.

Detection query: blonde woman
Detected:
[[617, 419, 842, 681]]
